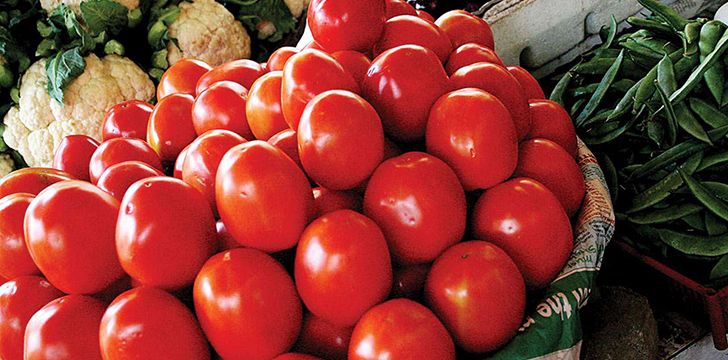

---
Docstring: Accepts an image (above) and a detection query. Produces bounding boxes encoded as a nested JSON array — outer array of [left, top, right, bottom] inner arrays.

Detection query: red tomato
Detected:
[[148, 93, 197, 162], [330, 50, 371, 86], [216, 141, 313, 252], [281, 49, 359, 130], [246, 71, 289, 140], [268, 47, 299, 72], [374, 15, 452, 64], [100, 287, 210, 360], [515, 139, 585, 216], [472, 178, 573, 289], [0, 193, 40, 279], [303, 40, 326, 51], [425, 241, 525, 353], [24, 295, 106, 360], [364, 152, 465, 264], [174, 144, 191, 179], [0, 276, 63, 360], [274, 354, 322, 360], [363, 45, 449, 142], [312, 187, 362, 217], [385, 0, 416, 18], [383, 137, 402, 160], [0, 168, 74, 199], [192, 81, 252, 139], [157, 59, 212, 99], [451, 62, 531, 139], [117, 177, 216, 291], [268, 129, 303, 169], [527, 99, 578, 157], [298, 90, 384, 190], [445, 43, 504, 75], [391, 264, 429, 299], [96, 161, 164, 202], [435, 10, 494, 50], [195, 59, 265, 95], [308, 0, 386, 52], [194, 249, 302, 360], [349, 299, 455, 360], [426, 88, 517, 190], [507, 66, 546, 99], [416, 9, 435, 22], [53, 135, 99, 181], [295, 313, 353, 360], [216, 220, 240, 251], [295, 210, 392, 326], [182, 130, 246, 213], [89, 138, 163, 184], [102, 100, 154, 141], [25, 181, 123, 294]]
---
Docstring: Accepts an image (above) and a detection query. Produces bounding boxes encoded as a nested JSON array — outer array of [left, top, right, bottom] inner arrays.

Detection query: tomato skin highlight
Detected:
[[0, 168, 74, 199], [157, 58, 212, 99], [102, 100, 154, 141], [97, 161, 164, 202], [53, 135, 99, 181], [148, 93, 198, 162], [89, 138, 163, 184], [192, 81, 253, 139], [0, 193, 40, 279], [308, 0, 387, 52], [435, 10, 494, 50], [246, 71, 290, 141]]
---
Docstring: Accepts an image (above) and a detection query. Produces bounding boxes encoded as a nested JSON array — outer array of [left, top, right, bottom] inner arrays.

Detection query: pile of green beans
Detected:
[[551, 0, 728, 284]]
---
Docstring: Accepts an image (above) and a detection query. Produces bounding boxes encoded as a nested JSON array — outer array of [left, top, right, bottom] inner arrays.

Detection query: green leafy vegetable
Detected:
[[45, 47, 86, 103], [80, 0, 129, 35], [227, 0, 297, 43]]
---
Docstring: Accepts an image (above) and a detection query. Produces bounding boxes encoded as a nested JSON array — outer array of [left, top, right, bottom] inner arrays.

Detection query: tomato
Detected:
[[0, 276, 63, 360], [426, 88, 517, 190], [274, 354, 322, 360], [472, 178, 573, 289], [416, 9, 435, 22], [435, 10, 494, 50], [445, 43, 504, 75], [507, 66, 546, 100], [89, 138, 163, 184], [53, 135, 99, 181], [515, 139, 585, 216], [174, 144, 191, 179], [0, 193, 40, 279], [451, 62, 531, 139], [25, 181, 123, 294], [308, 0, 386, 52], [96, 161, 164, 202], [374, 15, 452, 64], [268, 47, 299, 72], [100, 287, 210, 360], [216, 141, 313, 252], [194, 249, 302, 360], [24, 295, 106, 360], [0, 168, 74, 199], [391, 264, 429, 299], [216, 220, 240, 251], [295, 313, 352, 360], [157, 58, 212, 99], [268, 129, 303, 170], [312, 187, 362, 217], [363, 152, 465, 264], [102, 100, 154, 141], [295, 210, 392, 326], [117, 177, 216, 291], [196, 59, 265, 95], [527, 99, 578, 157], [385, 0, 416, 18], [192, 81, 252, 139], [363, 45, 449, 142], [425, 241, 525, 353], [246, 71, 289, 140], [148, 93, 198, 162], [298, 90, 384, 190], [382, 137, 402, 160], [349, 299, 455, 360], [330, 50, 371, 86]]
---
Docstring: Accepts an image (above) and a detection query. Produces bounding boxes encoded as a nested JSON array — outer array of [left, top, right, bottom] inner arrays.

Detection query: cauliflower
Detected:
[[40, 0, 140, 14], [2, 54, 154, 167], [0, 154, 14, 178], [283, 0, 309, 18]]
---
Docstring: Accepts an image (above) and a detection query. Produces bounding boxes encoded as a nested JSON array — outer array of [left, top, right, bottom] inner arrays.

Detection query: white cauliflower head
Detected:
[[40, 0, 140, 14], [0, 154, 14, 178], [284, 0, 309, 18], [2, 54, 154, 167], [167, 0, 251, 67]]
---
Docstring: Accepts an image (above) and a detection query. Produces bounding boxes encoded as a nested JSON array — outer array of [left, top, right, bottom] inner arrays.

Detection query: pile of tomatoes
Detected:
[[0, 0, 587, 359]]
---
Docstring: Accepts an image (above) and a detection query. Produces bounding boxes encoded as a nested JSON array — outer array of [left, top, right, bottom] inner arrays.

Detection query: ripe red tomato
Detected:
[[282, 50, 359, 130], [157, 59, 212, 99], [374, 15, 452, 64], [391, 264, 429, 299], [194, 249, 302, 360], [295, 210, 392, 326], [96, 161, 164, 202], [192, 81, 253, 139], [349, 299, 455, 360], [268, 47, 299, 72], [174, 144, 191, 179], [295, 313, 353, 360], [117, 177, 216, 290], [507, 66, 546, 100], [527, 99, 578, 157], [330, 50, 371, 86], [435, 10, 494, 50], [0, 276, 63, 360], [416, 9, 435, 22], [364, 152, 465, 264], [25, 181, 124, 294], [426, 88, 517, 190], [472, 178, 573, 289], [385, 0, 416, 18], [216, 220, 240, 252], [425, 241, 525, 353], [24, 295, 106, 360], [450, 62, 531, 139], [246, 71, 289, 140], [100, 287, 210, 360], [312, 187, 362, 217], [89, 138, 163, 184], [268, 129, 303, 170], [216, 141, 313, 252], [308, 0, 386, 52], [445, 43, 504, 75], [195, 59, 265, 95], [274, 354, 322, 360], [0, 168, 74, 199], [0, 193, 40, 279], [102, 100, 154, 141], [363, 45, 449, 142], [53, 135, 99, 181], [148, 93, 197, 162]]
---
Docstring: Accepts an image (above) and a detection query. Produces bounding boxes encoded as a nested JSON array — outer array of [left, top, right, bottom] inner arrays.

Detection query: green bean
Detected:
[[689, 97, 728, 128], [609, 79, 640, 120], [571, 79, 635, 98], [627, 152, 702, 213], [675, 104, 711, 144], [634, 66, 658, 112], [671, 30, 728, 104], [628, 203, 702, 224], [698, 152, 728, 171], [601, 15, 618, 50], [657, 54, 677, 94], [706, 212, 728, 236], [710, 254, 728, 280], [638, 0, 689, 31], [704, 182, 728, 202], [679, 169, 728, 222], [575, 51, 625, 127], [700, 21, 727, 104], [682, 21, 702, 56], [647, 118, 666, 147], [627, 16, 675, 36], [549, 71, 573, 106], [657, 227, 728, 257], [600, 153, 619, 202], [682, 212, 708, 231], [655, 79, 677, 145], [583, 116, 637, 145], [630, 137, 709, 180], [570, 98, 586, 117], [622, 38, 665, 59], [580, 109, 613, 127]]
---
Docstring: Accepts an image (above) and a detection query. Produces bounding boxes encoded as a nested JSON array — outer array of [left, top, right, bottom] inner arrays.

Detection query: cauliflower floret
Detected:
[[0, 154, 14, 178], [2, 54, 154, 167], [166, 0, 251, 66], [40, 0, 140, 14], [284, 0, 307, 18]]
